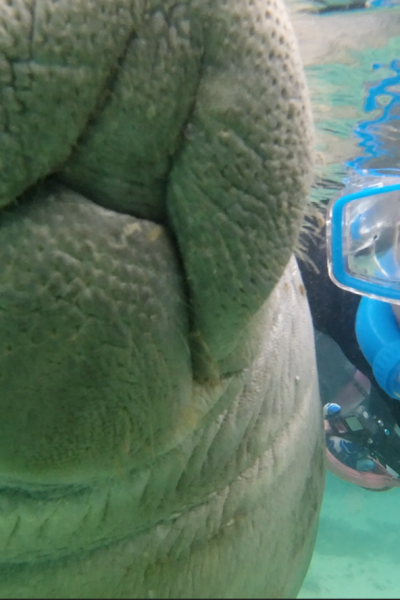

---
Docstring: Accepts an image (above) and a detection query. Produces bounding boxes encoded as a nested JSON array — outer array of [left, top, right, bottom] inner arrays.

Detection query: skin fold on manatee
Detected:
[[0, 0, 324, 597]]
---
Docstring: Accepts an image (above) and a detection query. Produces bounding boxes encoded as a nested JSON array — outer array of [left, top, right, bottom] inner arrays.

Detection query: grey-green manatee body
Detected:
[[0, 0, 324, 597]]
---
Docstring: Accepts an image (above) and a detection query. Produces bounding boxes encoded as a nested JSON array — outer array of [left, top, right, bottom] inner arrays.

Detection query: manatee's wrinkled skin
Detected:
[[0, 0, 324, 597]]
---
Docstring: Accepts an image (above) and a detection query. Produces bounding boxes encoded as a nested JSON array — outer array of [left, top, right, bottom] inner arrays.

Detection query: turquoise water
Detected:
[[300, 472, 400, 598], [290, 0, 400, 597], [289, 0, 400, 196]]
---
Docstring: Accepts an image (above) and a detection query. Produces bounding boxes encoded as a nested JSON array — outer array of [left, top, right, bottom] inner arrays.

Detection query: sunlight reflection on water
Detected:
[[289, 0, 400, 199]]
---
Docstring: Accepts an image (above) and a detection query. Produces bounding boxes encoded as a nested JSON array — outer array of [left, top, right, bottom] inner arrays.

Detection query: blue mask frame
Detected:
[[327, 182, 400, 304]]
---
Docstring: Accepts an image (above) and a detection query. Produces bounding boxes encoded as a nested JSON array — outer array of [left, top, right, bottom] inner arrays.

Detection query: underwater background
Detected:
[[299, 472, 400, 598], [290, 0, 400, 596]]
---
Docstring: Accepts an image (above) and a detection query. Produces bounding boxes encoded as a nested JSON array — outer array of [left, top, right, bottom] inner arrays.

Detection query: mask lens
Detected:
[[328, 183, 400, 303], [344, 191, 400, 289]]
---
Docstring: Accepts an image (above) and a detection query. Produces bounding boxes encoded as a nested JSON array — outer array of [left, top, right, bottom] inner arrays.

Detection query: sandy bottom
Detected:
[[298, 471, 400, 599]]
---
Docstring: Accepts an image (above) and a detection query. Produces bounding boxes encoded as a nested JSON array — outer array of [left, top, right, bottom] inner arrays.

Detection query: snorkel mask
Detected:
[[327, 171, 400, 400]]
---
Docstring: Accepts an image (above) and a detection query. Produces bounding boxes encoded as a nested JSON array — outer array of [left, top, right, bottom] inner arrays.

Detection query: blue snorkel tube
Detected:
[[327, 174, 400, 400], [355, 246, 400, 400], [356, 296, 400, 399]]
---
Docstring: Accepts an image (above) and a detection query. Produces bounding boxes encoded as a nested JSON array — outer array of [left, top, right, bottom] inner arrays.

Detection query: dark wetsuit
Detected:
[[297, 218, 400, 427]]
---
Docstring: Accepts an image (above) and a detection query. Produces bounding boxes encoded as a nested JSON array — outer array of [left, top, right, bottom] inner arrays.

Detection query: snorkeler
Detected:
[[298, 172, 400, 491]]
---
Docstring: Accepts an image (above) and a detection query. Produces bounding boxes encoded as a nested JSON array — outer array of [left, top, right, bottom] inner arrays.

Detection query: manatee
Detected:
[[0, 0, 324, 597]]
